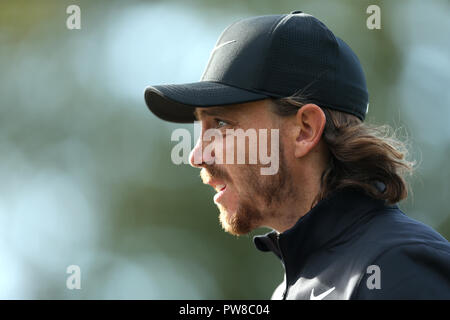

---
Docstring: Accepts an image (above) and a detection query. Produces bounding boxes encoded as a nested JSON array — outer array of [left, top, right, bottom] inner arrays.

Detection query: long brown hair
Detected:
[[270, 95, 415, 205]]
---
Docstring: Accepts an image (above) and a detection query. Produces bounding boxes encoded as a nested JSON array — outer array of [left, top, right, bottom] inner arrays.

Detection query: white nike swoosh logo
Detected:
[[211, 40, 236, 53], [310, 287, 335, 300]]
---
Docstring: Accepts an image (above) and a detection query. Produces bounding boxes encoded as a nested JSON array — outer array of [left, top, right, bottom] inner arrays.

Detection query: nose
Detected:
[[189, 135, 203, 168], [189, 131, 215, 168]]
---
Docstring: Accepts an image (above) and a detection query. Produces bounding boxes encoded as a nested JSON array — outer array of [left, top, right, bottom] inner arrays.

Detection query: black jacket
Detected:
[[253, 187, 450, 299]]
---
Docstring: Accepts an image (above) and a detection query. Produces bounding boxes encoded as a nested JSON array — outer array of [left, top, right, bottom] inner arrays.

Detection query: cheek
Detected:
[[220, 133, 257, 165], [228, 164, 260, 193], [222, 134, 238, 164], [204, 134, 231, 164]]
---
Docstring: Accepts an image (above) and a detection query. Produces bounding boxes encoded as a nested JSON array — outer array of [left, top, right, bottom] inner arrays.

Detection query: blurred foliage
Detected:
[[0, 0, 449, 299]]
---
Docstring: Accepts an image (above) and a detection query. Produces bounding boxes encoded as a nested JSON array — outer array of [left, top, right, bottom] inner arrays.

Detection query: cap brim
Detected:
[[144, 81, 270, 123]]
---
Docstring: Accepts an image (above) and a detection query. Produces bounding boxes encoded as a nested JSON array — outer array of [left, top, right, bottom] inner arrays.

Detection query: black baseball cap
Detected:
[[144, 11, 369, 123]]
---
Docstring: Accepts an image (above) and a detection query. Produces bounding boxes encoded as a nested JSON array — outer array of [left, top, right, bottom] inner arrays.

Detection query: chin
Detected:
[[217, 203, 259, 236]]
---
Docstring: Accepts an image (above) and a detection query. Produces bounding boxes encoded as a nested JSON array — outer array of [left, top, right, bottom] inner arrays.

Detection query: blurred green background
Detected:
[[0, 0, 449, 299]]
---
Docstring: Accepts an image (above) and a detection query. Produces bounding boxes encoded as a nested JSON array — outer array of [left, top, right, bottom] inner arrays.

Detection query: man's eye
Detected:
[[215, 119, 229, 128]]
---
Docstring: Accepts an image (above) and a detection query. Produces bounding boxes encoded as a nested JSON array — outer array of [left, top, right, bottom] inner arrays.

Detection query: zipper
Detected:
[[276, 233, 290, 300]]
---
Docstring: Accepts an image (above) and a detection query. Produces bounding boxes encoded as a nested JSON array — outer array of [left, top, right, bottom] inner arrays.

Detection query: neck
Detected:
[[267, 170, 322, 233]]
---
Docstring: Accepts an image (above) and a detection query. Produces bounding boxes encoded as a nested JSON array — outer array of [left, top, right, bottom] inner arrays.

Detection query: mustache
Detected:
[[200, 166, 230, 184]]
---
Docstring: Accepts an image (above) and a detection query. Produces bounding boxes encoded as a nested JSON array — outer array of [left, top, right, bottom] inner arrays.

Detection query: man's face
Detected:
[[189, 99, 297, 236]]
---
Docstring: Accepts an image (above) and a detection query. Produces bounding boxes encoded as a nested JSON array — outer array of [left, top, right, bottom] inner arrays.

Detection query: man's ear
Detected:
[[294, 104, 326, 158]]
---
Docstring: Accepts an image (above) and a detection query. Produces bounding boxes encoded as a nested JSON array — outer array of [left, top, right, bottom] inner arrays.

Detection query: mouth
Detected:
[[215, 184, 226, 192], [213, 184, 227, 204], [204, 180, 228, 204], [205, 179, 226, 192]]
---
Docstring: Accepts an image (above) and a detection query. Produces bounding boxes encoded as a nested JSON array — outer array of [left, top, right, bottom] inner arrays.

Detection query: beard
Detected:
[[202, 141, 296, 236]]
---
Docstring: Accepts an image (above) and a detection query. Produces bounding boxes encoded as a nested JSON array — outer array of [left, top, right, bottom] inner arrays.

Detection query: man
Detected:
[[144, 11, 450, 299]]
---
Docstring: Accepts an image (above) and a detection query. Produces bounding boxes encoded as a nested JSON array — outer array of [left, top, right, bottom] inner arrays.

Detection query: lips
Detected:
[[205, 180, 227, 192], [216, 184, 226, 192], [213, 184, 227, 204], [204, 179, 229, 204]]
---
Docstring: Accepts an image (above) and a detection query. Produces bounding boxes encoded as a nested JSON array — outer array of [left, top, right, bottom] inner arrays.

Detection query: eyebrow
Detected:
[[194, 107, 232, 120]]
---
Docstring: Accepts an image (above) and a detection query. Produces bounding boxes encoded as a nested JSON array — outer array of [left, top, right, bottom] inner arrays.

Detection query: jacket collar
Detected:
[[253, 185, 398, 285]]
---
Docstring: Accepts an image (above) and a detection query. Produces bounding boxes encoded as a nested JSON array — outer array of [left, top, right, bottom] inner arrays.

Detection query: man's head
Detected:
[[189, 99, 329, 235]]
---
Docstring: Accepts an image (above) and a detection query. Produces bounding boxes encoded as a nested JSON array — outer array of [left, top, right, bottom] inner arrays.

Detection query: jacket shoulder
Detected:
[[350, 207, 450, 299], [350, 206, 447, 249], [352, 241, 450, 299]]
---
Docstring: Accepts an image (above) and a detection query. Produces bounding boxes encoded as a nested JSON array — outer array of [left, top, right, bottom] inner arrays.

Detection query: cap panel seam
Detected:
[[257, 14, 290, 91]]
